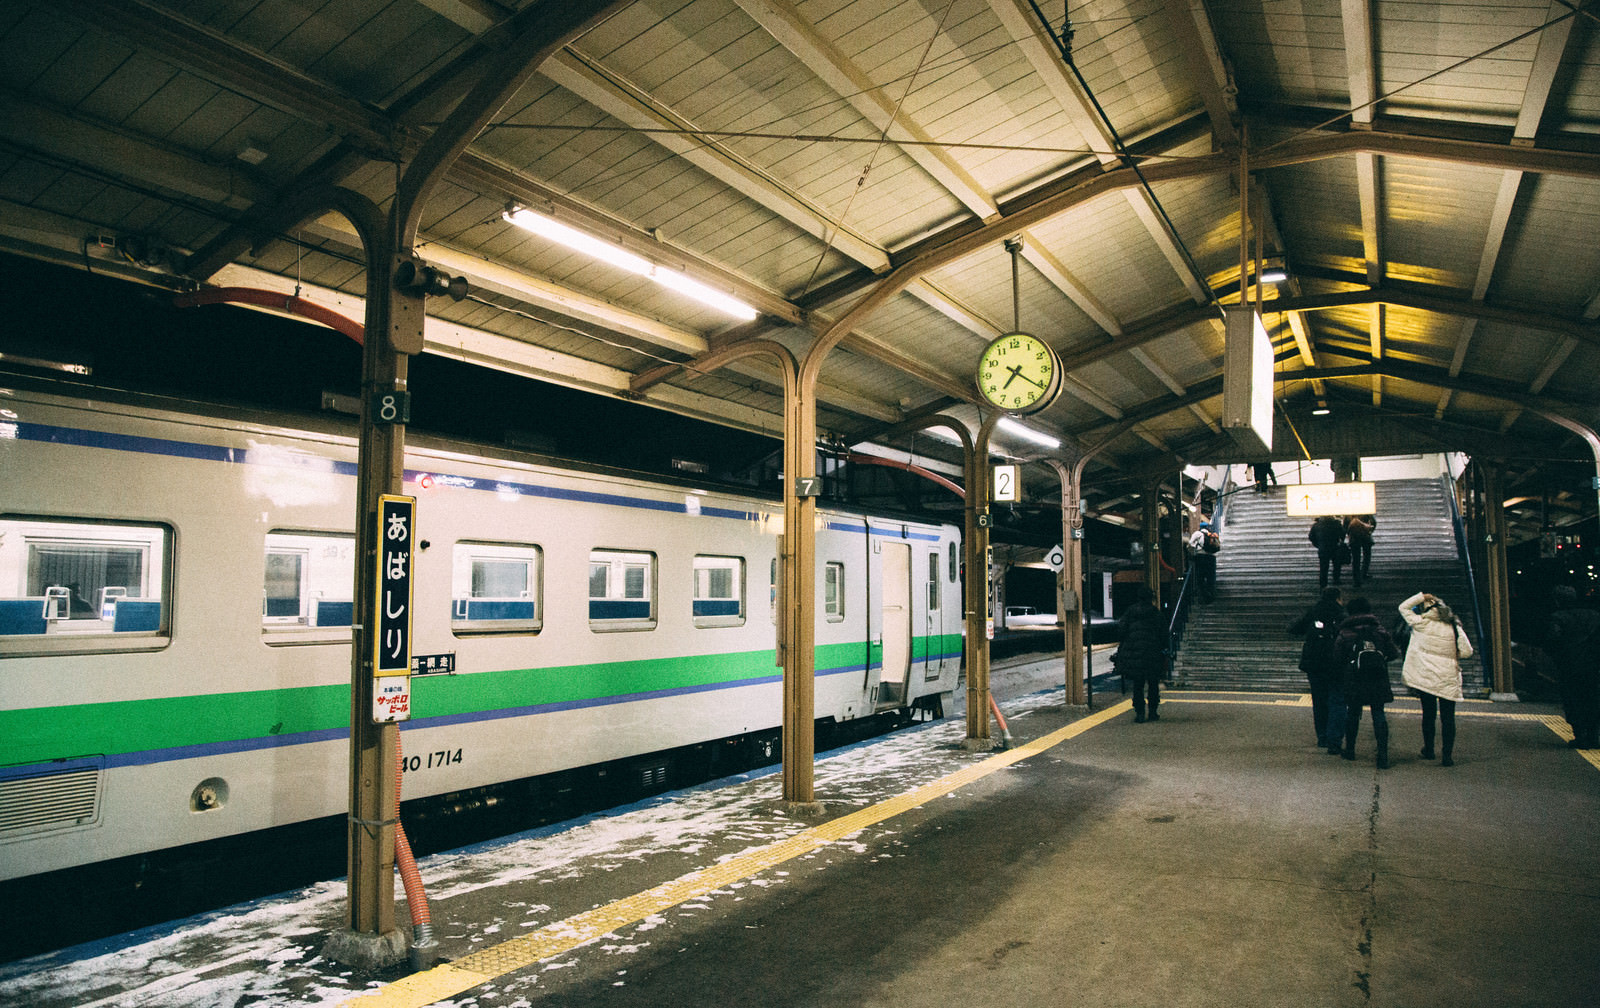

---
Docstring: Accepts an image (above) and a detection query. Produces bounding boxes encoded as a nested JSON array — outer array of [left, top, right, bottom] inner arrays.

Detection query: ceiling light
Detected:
[[652, 267, 758, 321], [1312, 400, 1331, 416], [1258, 265, 1288, 283], [503, 207, 757, 321], [998, 417, 1060, 449]]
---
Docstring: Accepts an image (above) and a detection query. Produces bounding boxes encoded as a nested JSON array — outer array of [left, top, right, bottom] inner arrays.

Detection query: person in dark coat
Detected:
[[1252, 462, 1276, 492], [1334, 596, 1402, 767], [1113, 584, 1166, 724], [1308, 515, 1347, 588], [1344, 514, 1376, 587], [1546, 585, 1600, 749], [1289, 587, 1346, 751]]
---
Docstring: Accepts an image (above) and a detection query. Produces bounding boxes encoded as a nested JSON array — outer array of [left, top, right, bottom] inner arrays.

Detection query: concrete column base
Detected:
[[961, 736, 999, 752], [1489, 692, 1521, 702], [322, 927, 408, 972]]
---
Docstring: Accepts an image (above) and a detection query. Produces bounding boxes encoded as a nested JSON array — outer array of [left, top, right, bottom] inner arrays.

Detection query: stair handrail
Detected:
[[1167, 467, 1235, 663], [1440, 468, 1488, 675]]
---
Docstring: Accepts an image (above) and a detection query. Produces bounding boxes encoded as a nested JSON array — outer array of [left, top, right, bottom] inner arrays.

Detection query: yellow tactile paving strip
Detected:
[[342, 701, 1131, 1007]]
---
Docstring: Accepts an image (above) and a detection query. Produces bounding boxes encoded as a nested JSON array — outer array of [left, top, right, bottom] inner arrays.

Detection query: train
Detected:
[[0, 379, 963, 884]]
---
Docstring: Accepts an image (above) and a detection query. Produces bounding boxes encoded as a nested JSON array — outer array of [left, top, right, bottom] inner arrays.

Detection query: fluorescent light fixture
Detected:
[[1258, 265, 1288, 283], [1312, 402, 1331, 416], [653, 267, 758, 320], [998, 417, 1061, 449], [504, 207, 650, 274], [503, 207, 757, 321]]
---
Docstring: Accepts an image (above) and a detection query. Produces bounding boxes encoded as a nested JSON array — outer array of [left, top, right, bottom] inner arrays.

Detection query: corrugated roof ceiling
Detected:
[[1, 0, 1598, 535]]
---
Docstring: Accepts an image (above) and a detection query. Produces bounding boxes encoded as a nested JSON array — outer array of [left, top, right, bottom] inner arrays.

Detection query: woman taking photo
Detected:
[[1399, 592, 1475, 767]]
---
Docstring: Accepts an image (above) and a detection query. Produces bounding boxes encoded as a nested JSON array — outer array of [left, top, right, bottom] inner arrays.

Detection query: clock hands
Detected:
[[1002, 364, 1045, 390]]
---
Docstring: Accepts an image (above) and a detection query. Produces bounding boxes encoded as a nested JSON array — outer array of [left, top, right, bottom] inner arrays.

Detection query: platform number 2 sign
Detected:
[[993, 464, 1018, 503]]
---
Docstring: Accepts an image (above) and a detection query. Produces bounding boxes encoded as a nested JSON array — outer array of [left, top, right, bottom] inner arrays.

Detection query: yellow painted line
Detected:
[[1535, 714, 1600, 772], [1166, 695, 1553, 722], [343, 700, 1133, 1007]]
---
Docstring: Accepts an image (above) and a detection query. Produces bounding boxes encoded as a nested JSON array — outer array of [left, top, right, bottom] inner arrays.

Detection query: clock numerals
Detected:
[[977, 332, 1059, 414]]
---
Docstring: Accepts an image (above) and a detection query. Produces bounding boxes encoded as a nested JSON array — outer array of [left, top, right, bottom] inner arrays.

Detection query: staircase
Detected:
[[1170, 478, 1487, 697]]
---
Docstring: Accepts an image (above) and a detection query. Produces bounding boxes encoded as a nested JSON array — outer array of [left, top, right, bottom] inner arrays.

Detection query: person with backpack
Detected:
[[1308, 515, 1347, 589], [1289, 587, 1347, 752], [1335, 596, 1401, 768], [1399, 592, 1474, 766], [1187, 520, 1220, 603], [1545, 585, 1600, 750]]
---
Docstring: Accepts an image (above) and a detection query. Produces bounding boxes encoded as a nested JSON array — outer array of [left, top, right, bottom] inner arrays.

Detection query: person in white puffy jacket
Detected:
[[1399, 591, 1474, 766]]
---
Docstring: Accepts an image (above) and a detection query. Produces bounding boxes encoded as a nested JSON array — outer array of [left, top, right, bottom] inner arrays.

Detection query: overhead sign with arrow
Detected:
[[1286, 482, 1377, 517]]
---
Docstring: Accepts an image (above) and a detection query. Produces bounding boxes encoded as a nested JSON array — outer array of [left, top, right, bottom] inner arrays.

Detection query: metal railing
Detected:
[[1166, 468, 1235, 668]]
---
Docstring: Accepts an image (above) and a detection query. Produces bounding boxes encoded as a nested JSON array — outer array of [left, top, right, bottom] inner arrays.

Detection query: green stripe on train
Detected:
[[0, 635, 961, 765]]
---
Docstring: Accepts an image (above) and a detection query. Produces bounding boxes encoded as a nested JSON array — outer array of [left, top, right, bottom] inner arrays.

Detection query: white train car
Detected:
[[0, 382, 963, 882]]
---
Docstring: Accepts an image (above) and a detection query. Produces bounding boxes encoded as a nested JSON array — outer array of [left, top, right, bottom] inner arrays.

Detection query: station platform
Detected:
[[5, 656, 1598, 1008]]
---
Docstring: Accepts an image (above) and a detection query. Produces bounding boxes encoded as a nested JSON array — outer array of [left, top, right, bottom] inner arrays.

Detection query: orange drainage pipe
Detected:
[[987, 692, 1014, 749]]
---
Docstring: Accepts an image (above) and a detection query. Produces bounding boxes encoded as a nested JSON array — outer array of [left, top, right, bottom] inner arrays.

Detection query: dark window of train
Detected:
[[452, 542, 542, 635], [948, 540, 958, 582], [589, 549, 656, 631], [693, 555, 745, 628], [262, 531, 355, 638], [823, 561, 845, 622], [0, 517, 171, 645], [927, 551, 939, 611]]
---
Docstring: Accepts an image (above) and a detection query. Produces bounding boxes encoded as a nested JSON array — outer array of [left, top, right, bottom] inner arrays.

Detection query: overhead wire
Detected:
[[1258, 5, 1583, 156], [1023, 0, 1216, 310]]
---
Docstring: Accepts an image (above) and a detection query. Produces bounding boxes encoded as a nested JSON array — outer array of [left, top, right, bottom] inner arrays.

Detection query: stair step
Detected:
[[1173, 478, 1487, 697]]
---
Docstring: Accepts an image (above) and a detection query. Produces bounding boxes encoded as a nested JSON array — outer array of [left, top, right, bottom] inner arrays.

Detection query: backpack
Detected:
[[1202, 530, 1221, 554], [1352, 638, 1387, 679]]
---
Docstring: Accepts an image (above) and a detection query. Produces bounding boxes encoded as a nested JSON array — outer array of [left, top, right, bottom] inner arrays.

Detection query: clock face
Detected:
[[977, 332, 1061, 414]]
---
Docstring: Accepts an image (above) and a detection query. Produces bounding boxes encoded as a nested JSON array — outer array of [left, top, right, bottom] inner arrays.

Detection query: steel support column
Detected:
[[1045, 456, 1087, 707], [1143, 491, 1163, 607], [1482, 465, 1516, 699]]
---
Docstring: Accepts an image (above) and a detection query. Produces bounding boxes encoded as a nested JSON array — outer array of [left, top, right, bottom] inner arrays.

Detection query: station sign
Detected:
[[373, 494, 415, 723], [1286, 482, 1377, 517]]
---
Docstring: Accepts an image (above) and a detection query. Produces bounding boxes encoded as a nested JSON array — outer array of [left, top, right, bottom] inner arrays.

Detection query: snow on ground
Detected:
[[0, 671, 1073, 1008]]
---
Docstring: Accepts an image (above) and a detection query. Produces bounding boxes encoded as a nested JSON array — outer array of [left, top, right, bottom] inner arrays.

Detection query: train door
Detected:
[[924, 546, 946, 680], [876, 540, 911, 708]]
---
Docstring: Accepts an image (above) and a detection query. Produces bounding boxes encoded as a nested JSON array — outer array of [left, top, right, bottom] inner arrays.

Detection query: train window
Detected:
[[948, 540, 958, 582], [927, 551, 940, 611], [262, 532, 354, 640], [451, 542, 542, 634], [0, 517, 171, 651], [693, 555, 745, 628], [589, 549, 656, 631], [823, 561, 845, 622]]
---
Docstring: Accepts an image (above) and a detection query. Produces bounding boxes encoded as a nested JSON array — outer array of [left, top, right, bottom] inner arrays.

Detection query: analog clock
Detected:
[[976, 332, 1061, 414]]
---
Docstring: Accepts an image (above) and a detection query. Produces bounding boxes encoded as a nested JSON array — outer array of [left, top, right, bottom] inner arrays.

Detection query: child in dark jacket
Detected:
[[1334, 596, 1402, 768]]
